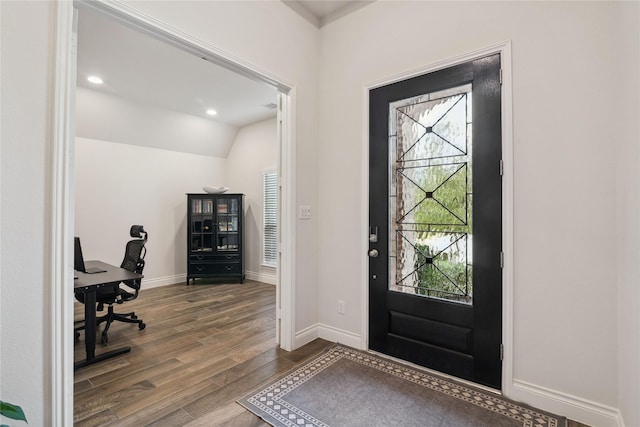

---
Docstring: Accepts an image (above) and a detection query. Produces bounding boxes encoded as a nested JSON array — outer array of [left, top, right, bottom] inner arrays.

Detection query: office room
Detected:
[[0, 1, 638, 427], [69, 1, 283, 416]]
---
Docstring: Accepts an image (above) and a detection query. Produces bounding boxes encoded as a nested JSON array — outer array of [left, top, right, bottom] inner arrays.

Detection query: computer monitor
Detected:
[[74, 237, 106, 274]]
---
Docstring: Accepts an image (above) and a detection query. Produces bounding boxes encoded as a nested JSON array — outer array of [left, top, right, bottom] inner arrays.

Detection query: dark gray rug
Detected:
[[238, 344, 565, 427]]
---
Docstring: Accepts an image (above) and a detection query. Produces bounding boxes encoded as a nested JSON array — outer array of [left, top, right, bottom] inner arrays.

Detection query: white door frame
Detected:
[[360, 41, 514, 394], [51, 1, 297, 423]]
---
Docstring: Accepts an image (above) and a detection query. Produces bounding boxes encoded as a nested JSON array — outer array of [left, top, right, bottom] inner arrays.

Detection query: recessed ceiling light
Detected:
[[206, 109, 218, 116], [87, 75, 103, 85]]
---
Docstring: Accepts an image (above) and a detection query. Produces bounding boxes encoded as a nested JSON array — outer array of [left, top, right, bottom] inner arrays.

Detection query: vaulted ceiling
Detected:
[[76, 6, 279, 129], [75, 2, 374, 156]]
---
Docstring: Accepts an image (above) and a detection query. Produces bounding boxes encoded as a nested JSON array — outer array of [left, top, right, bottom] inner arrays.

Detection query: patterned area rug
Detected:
[[239, 344, 566, 427]]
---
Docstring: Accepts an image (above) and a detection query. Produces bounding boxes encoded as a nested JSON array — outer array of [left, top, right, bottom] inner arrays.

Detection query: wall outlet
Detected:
[[337, 300, 345, 315], [299, 205, 312, 219]]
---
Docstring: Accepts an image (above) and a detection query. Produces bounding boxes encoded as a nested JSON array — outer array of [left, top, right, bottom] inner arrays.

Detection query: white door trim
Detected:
[[51, 0, 297, 421], [51, 2, 76, 425], [277, 90, 297, 351], [360, 41, 514, 394]]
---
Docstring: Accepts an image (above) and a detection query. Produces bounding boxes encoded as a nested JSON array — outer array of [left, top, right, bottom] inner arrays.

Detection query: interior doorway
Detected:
[[52, 2, 296, 423]]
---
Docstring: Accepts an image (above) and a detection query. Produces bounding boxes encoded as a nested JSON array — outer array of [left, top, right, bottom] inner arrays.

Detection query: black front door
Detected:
[[369, 55, 502, 389]]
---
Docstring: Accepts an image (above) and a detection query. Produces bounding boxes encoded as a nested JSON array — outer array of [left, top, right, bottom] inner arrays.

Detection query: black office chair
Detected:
[[76, 225, 148, 345]]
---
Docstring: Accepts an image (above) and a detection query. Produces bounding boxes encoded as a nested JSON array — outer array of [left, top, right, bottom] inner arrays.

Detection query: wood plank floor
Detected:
[[74, 280, 333, 426], [74, 280, 590, 427]]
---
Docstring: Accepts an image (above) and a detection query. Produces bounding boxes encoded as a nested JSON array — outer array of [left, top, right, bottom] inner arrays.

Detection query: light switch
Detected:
[[299, 205, 312, 219]]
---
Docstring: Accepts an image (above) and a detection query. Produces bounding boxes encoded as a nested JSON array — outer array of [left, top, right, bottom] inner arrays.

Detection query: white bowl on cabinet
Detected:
[[203, 186, 229, 194]]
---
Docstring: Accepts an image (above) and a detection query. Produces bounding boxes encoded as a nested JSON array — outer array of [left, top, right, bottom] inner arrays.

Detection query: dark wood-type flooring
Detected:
[[74, 280, 331, 426], [74, 280, 590, 427]]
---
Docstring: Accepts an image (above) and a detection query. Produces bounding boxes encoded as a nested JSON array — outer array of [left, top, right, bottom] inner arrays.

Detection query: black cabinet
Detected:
[[187, 193, 244, 284]]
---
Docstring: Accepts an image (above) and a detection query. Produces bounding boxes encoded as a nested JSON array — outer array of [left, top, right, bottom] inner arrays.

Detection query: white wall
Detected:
[[74, 137, 227, 287], [227, 118, 278, 285], [0, 2, 53, 424], [76, 87, 239, 158], [316, 1, 638, 426], [614, 3, 640, 427]]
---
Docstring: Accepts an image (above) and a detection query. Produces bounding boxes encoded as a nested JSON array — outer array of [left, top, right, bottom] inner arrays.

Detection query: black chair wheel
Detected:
[[139, 322, 146, 330], [131, 314, 137, 320], [101, 332, 108, 345]]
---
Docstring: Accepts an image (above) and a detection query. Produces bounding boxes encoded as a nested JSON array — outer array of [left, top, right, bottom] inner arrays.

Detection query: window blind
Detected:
[[263, 172, 278, 266]]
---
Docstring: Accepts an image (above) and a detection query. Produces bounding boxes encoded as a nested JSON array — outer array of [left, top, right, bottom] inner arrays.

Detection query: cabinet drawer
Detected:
[[190, 254, 239, 262], [189, 254, 215, 262], [189, 263, 241, 275], [211, 253, 240, 262]]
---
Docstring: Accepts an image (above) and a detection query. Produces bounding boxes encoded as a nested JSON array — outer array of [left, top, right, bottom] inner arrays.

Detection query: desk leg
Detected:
[[75, 288, 131, 370], [84, 288, 97, 360]]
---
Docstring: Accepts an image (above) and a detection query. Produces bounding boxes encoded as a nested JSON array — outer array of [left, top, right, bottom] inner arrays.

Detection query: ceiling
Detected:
[[75, 1, 373, 134], [283, 0, 374, 27], [76, 6, 279, 129]]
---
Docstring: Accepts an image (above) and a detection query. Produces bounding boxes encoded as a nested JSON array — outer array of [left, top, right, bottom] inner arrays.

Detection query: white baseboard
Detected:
[[245, 269, 277, 285], [294, 323, 320, 348], [294, 324, 624, 427], [510, 379, 624, 427], [142, 274, 186, 289], [141, 270, 277, 289], [317, 323, 362, 349], [294, 323, 363, 350]]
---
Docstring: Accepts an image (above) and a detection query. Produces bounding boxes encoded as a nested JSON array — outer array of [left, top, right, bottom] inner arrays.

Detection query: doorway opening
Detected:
[[52, 2, 296, 423]]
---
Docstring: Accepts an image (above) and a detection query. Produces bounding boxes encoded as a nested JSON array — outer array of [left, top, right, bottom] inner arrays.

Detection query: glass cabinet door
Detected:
[[190, 198, 214, 253], [216, 197, 239, 251]]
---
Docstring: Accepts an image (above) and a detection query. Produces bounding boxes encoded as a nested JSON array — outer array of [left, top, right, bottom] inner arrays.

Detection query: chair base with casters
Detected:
[[74, 225, 148, 345], [95, 300, 146, 345], [74, 298, 146, 344]]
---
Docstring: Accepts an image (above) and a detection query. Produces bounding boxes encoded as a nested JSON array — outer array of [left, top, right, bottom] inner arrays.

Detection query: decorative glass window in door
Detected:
[[388, 84, 473, 304]]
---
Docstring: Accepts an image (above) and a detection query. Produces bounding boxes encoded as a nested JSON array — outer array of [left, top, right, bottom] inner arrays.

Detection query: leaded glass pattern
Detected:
[[389, 84, 473, 304]]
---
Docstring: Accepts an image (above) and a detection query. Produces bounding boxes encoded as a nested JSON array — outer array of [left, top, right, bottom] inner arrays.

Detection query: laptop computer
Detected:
[[74, 237, 107, 274]]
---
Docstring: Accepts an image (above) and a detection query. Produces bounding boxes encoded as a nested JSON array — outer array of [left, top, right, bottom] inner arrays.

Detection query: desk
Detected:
[[74, 260, 143, 370]]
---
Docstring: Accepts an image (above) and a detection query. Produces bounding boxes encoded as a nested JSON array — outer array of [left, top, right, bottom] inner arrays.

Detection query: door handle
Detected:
[[368, 248, 379, 258]]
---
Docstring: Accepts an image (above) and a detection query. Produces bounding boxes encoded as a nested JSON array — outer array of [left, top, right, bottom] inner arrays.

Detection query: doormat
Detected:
[[238, 344, 565, 427]]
